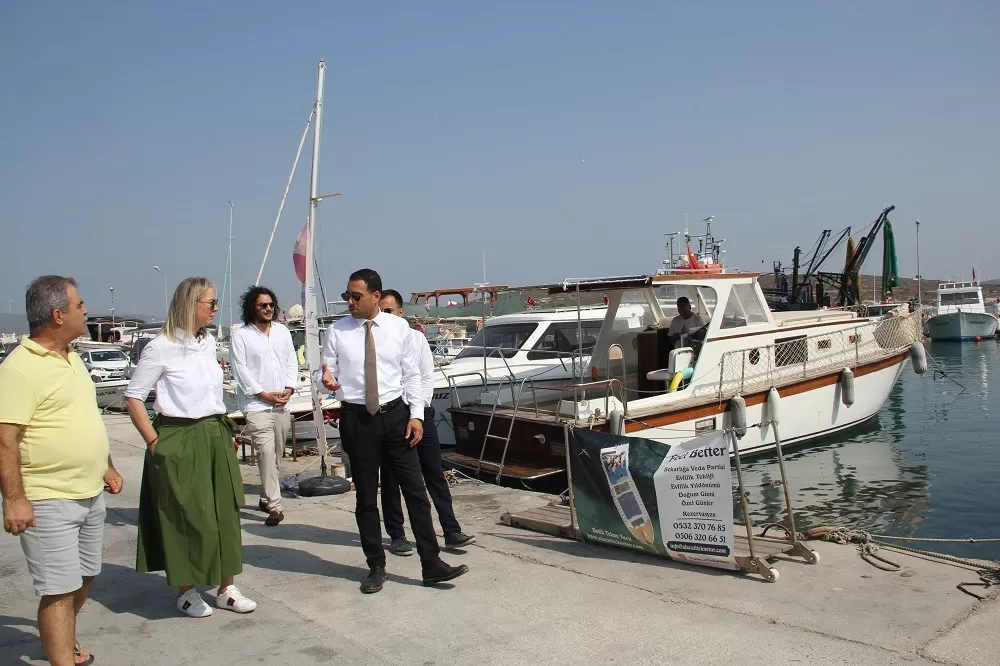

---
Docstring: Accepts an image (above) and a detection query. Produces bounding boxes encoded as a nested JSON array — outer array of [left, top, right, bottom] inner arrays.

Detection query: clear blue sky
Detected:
[[1, 1, 997, 322]]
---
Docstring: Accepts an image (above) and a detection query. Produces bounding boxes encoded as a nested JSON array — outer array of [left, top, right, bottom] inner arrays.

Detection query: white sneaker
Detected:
[[176, 588, 213, 618], [216, 585, 257, 613]]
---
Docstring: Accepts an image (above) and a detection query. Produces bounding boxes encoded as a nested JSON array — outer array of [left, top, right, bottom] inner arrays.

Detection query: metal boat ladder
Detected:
[[476, 374, 539, 483]]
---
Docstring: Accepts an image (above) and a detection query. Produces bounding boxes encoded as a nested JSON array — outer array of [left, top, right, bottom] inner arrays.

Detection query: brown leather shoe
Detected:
[[264, 509, 284, 526]]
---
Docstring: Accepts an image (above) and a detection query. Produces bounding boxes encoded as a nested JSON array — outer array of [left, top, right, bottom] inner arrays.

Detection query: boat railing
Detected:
[[709, 308, 923, 399], [445, 371, 489, 409]]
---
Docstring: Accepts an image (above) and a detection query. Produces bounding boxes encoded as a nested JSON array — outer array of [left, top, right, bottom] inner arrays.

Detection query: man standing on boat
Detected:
[[319, 269, 468, 593], [0, 276, 123, 666], [377, 289, 475, 557], [668, 297, 707, 338], [229, 286, 298, 527]]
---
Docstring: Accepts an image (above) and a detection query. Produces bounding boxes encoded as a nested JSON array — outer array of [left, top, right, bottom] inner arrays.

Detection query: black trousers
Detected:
[[381, 406, 461, 540], [339, 399, 440, 568]]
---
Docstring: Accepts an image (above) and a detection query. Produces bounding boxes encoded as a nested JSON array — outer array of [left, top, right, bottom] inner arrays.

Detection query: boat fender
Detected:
[[766, 388, 780, 425], [609, 409, 624, 436], [909, 341, 927, 375], [729, 395, 747, 439], [840, 368, 855, 407]]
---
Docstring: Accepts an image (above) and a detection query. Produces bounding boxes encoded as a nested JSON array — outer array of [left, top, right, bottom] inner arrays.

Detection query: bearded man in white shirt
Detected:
[[229, 286, 298, 526], [320, 269, 468, 594]]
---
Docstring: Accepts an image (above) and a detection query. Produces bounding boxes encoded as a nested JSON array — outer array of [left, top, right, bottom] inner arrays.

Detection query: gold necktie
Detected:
[[364, 320, 379, 414]]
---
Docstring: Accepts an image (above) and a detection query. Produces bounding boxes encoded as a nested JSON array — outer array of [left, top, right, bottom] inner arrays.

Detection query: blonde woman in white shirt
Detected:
[[124, 277, 255, 618]]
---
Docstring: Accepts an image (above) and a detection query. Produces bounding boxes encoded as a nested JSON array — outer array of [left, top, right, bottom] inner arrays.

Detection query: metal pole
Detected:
[[255, 109, 315, 286], [228, 201, 234, 334], [915, 220, 921, 308], [109, 286, 115, 327], [153, 266, 168, 318]]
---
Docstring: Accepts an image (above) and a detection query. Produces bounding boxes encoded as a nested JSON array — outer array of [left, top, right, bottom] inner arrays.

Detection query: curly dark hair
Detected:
[[240, 285, 280, 326]]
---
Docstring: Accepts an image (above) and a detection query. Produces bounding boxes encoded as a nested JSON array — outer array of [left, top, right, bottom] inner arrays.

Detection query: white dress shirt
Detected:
[[229, 322, 299, 414], [668, 313, 707, 336], [408, 327, 435, 409], [124, 330, 227, 419], [319, 312, 423, 421]]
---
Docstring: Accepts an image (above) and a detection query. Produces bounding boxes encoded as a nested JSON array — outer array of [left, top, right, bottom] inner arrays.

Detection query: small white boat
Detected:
[[926, 281, 998, 341], [432, 305, 645, 446]]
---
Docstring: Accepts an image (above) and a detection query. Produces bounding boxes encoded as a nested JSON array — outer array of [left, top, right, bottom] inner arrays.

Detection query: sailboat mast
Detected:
[[304, 60, 328, 451], [228, 200, 234, 332]]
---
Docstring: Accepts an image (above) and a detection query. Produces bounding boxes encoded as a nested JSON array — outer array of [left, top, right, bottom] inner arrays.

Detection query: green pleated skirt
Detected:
[[137, 414, 245, 587]]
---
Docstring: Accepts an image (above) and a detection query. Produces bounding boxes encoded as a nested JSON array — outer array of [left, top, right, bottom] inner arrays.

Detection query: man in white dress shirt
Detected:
[[667, 297, 707, 338], [320, 269, 468, 594], [229, 286, 298, 526], [377, 290, 474, 557]]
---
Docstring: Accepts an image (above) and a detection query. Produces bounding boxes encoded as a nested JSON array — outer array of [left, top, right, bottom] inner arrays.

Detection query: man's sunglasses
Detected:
[[382, 308, 395, 314], [342, 291, 365, 302], [256, 302, 275, 310], [200, 299, 220, 309]]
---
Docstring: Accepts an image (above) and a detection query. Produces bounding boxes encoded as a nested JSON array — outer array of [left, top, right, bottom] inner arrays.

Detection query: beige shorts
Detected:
[[20, 494, 106, 596]]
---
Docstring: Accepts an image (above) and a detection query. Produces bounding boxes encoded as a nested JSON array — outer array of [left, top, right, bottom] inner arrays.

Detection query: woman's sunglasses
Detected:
[[200, 299, 220, 309]]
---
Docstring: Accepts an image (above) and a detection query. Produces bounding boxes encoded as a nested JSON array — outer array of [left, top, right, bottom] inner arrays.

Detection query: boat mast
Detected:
[[305, 60, 328, 448], [915, 220, 921, 308], [228, 200, 234, 333]]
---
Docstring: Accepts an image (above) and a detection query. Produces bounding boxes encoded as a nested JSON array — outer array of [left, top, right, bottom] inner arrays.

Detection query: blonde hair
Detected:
[[162, 277, 214, 341]]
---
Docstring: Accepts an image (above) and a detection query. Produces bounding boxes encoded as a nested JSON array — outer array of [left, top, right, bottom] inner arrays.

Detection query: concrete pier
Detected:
[[1, 414, 997, 665]]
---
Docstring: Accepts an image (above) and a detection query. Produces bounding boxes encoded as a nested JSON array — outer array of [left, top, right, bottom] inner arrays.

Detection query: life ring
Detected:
[[668, 372, 684, 393], [668, 367, 694, 393]]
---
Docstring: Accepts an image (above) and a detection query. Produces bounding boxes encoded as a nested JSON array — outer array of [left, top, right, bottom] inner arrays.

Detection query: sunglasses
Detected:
[[256, 302, 275, 310], [342, 291, 365, 302], [382, 307, 396, 314], [200, 299, 220, 309]]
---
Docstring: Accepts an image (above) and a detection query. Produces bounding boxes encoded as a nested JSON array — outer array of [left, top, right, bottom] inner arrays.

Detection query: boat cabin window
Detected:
[[455, 323, 539, 359], [653, 285, 717, 321], [720, 283, 769, 330], [616, 290, 659, 329], [939, 292, 981, 306], [527, 322, 603, 360]]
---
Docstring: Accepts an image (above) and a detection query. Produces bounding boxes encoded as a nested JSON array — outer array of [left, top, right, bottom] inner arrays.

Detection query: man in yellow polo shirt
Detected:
[[0, 275, 123, 666]]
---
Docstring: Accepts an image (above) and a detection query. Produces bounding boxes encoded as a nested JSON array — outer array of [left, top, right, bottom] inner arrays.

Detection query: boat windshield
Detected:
[[652, 285, 717, 320], [455, 323, 539, 359], [940, 292, 981, 306]]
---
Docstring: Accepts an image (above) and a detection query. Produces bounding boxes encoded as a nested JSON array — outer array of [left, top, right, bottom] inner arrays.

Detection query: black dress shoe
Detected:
[[444, 532, 476, 550], [360, 566, 387, 594], [422, 560, 469, 586]]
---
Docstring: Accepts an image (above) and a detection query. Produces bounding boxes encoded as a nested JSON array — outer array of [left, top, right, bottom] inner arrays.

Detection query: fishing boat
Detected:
[[925, 279, 998, 341], [442, 271, 925, 484]]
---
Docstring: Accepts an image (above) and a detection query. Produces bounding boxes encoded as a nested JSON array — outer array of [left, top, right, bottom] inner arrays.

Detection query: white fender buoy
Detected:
[[730, 395, 747, 439], [609, 409, 624, 436], [910, 341, 927, 375], [766, 388, 780, 425], [840, 368, 855, 407]]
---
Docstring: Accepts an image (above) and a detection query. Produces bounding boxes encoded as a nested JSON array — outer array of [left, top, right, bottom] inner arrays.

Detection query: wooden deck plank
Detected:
[[441, 451, 564, 479]]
